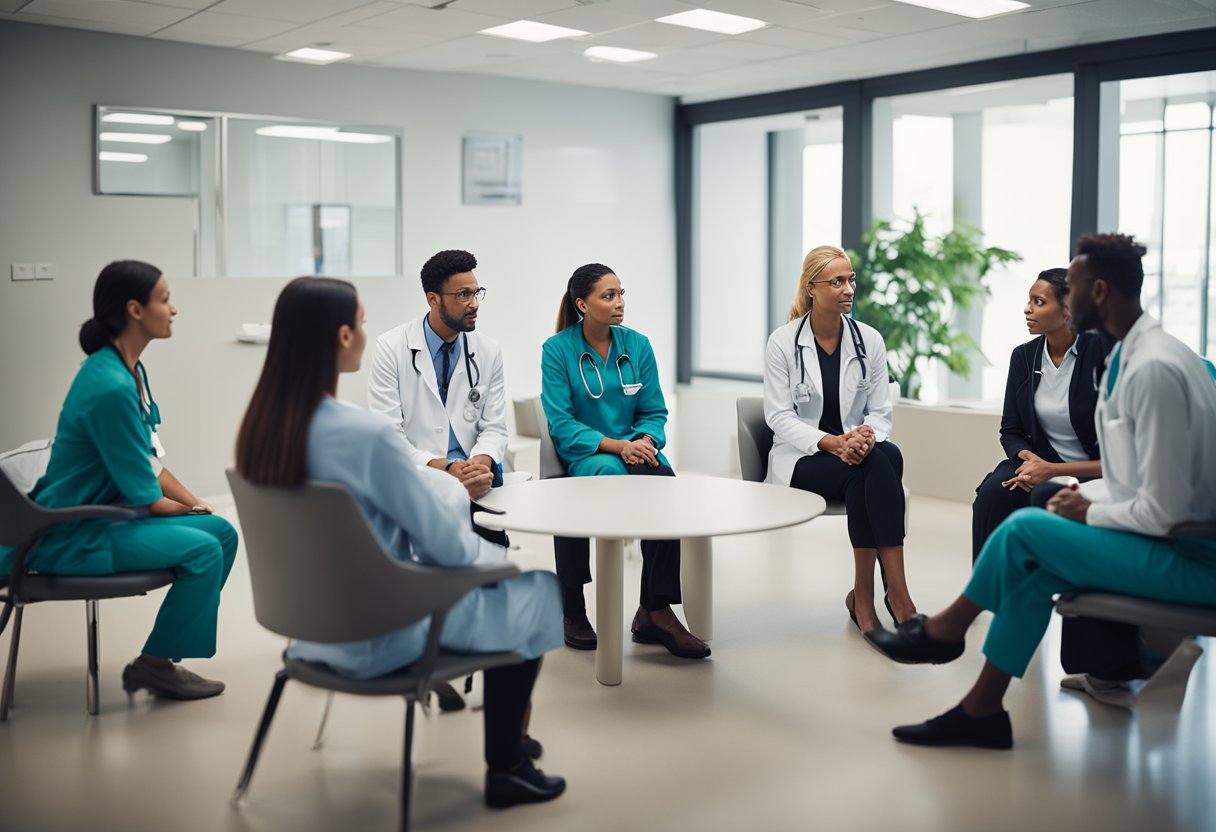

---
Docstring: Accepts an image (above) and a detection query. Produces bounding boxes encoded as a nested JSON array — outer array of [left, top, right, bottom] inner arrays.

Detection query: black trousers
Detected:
[[1032, 481, 1146, 681], [789, 441, 905, 549], [483, 658, 540, 771], [971, 458, 1033, 563], [554, 463, 681, 615]]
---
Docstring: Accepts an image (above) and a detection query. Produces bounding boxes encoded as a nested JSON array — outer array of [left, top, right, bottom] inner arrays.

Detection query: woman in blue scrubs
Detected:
[[235, 277, 566, 808], [2, 260, 238, 700], [541, 263, 710, 660]]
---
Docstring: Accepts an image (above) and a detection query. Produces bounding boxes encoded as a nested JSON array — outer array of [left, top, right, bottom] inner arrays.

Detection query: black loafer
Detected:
[[893, 704, 1013, 750], [520, 734, 543, 760], [865, 615, 965, 665], [631, 608, 711, 660], [485, 759, 567, 808], [563, 615, 597, 650], [432, 680, 465, 712]]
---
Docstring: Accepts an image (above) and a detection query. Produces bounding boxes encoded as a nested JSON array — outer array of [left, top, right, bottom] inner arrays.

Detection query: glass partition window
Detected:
[[95, 107, 400, 278], [1099, 70, 1216, 357], [871, 75, 1074, 403]]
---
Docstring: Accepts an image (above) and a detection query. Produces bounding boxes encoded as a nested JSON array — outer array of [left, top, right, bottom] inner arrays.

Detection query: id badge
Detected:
[[793, 383, 811, 404], [150, 431, 166, 459]]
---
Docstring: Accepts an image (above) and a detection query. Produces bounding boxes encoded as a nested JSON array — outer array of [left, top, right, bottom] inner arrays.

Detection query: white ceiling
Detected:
[[1, 0, 1212, 103]]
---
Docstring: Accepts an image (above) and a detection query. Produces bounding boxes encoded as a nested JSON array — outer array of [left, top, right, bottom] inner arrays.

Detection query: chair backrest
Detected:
[[0, 442, 53, 549], [226, 469, 513, 643], [736, 397, 772, 483], [532, 398, 568, 480]]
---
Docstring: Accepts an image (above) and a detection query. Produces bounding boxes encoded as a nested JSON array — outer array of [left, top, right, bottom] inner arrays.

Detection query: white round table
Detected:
[[474, 474, 825, 685]]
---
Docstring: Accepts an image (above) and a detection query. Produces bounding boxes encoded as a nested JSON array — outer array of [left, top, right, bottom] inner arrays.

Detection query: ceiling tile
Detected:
[[449, 0, 579, 16], [352, 4, 512, 35], [1, 10, 158, 34], [696, 0, 830, 27], [584, 20, 728, 49], [686, 38, 801, 59], [533, 4, 650, 33], [241, 21, 447, 54], [642, 49, 745, 75], [376, 33, 546, 70], [150, 11, 299, 46], [0, 0, 29, 10], [21, 0, 192, 28], [206, 0, 377, 24], [735, 24, 852, 50]]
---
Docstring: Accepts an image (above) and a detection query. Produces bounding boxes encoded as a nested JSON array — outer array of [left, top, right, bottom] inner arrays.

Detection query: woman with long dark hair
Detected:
[[541, 263, 709, 660], [0, 260, 238, 700], [235, 277, 566, 808]]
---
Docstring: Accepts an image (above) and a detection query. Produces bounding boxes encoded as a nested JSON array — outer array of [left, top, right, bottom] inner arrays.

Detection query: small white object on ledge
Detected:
[[236, 323, 271, 344]]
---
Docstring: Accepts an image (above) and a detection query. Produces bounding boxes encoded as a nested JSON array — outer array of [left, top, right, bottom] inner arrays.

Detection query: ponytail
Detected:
[[80, 260, 163, 354], [789, 245, 848, 321], [78, 318, 114, 355], [555, 263, 615, 333]]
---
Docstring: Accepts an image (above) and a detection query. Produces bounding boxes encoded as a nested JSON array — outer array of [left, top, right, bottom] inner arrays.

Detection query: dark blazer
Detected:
[[999, 331, 1116, 463]]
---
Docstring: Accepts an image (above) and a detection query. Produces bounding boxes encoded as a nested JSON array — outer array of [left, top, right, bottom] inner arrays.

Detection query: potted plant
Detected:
[[847, 210, 1020, 400]]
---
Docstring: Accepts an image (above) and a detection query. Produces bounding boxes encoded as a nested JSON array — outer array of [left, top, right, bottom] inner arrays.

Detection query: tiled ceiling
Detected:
[[1, 0, 1212, 102]]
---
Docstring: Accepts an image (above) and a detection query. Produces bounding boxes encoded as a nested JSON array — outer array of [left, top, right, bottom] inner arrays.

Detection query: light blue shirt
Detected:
[[422, 316, 466, 461]]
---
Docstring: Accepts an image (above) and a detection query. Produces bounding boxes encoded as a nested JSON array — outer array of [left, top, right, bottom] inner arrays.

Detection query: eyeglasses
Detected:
[[438, 287, 486, 305], [810, 274, 857, 290]]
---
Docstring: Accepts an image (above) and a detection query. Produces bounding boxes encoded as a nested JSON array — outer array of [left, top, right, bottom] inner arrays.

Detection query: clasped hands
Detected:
[[826, 424, 875, 465], [620, 436, 659, 467], [1000, 450, 1056, 492], [437, 455, 495, 500]]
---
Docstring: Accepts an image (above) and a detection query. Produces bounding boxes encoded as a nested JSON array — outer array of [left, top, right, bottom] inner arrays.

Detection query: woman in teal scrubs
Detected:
[[2, 261, 238, 701], [541, 263, 709, 660]]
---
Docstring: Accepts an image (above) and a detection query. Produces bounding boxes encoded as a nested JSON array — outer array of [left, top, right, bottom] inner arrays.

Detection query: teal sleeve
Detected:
[[629, 335, 667, 450], [84, 387, 163, 506], [541, 339, 605, 463]]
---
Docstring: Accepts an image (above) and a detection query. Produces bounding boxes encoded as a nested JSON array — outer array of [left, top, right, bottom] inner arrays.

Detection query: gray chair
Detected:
[[532, 397, 568, 480], [0, 451, 173, 721], [226, 469, 524, 832], [736, 393, 909, 533]]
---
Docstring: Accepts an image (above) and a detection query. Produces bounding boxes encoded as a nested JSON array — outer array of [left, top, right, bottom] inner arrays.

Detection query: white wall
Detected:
[[0, 22, 676, 496]]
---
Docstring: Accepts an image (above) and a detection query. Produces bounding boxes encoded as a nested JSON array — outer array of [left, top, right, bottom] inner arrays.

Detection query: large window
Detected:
[[96, 107, 401, 278], [1098, 70, 1216, 357], [871, 75, 1074, 403]]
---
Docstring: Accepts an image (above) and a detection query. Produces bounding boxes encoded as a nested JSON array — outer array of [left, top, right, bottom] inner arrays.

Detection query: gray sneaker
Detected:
[[122, 658, 225, 701], [1060, 673, 1135, 709]]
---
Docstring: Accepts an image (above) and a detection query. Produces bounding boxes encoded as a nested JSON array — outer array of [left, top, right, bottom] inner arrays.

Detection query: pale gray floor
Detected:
[[1, 496, 1212, 832]]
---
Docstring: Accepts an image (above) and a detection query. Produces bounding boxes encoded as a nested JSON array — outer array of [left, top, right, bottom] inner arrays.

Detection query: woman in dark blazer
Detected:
[[971, 268, 1115, 562]]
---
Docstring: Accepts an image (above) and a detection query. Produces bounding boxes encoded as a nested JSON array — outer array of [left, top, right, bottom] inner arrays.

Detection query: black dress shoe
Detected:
[[520, 734, 543, 760], [432, 680, 465, 712], [865, 615, 965, 665], [631, 608, 711, 660], [563, 615, 597, 650], [485, 759, 566, 808], [893, 704, 1013, 750]]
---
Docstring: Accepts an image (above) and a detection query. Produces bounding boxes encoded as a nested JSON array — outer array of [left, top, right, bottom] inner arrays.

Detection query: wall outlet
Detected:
[[34, 262, 55, 280], [10, 263, 34, 281]]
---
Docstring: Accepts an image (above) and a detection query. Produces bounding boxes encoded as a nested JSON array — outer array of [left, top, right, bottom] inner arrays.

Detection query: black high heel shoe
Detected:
[[845, 590, 860, 632], [884, 593, 898, 625]]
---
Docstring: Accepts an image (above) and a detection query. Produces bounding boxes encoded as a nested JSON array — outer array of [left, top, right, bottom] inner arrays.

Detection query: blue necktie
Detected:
[[1105, 344, 1121, 397]]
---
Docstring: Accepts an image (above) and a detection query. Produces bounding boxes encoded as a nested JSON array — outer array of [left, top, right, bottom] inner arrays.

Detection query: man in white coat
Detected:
[[868, 232, 1216, 749], [369, 249, 509, 510]]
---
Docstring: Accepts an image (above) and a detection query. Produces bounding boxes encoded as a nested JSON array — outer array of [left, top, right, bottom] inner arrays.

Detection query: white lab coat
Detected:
[[763, 313, 894, 486], [367, 316, 508, 468], [287, 398, 562, 679], [1081, 314, 1216, 536]]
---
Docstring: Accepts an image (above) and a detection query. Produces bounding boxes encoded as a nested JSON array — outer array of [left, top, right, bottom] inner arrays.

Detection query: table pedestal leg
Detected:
[[680, 536, 713, 642], [594, 537, 624, 686]]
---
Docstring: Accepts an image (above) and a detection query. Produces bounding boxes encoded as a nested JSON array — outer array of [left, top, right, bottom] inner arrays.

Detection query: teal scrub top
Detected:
[[1, 347, 163, 575], [540, 324, 669, 468]]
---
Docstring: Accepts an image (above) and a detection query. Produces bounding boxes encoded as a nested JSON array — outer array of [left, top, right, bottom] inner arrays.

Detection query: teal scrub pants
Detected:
[[966, 508, 1216, 678], [107, 514, 238, 661]]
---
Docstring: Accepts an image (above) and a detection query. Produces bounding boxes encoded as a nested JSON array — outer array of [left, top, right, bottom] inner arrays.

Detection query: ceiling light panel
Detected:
[[99, 132, 172, 144], [584, 46, 657, 63], [275, 47, 352, 65], [479, 20, 589, 42], [890, 0, 1030, 19], [99, 151, 148, 163], [101, 112, 175, 125], [255, 125, 393, 143], [655, 9, 767, 35]]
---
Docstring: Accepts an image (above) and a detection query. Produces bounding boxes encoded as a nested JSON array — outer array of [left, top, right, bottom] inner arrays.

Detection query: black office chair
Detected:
[[0, 461, 173, 721], [226, 469, 526, 832]]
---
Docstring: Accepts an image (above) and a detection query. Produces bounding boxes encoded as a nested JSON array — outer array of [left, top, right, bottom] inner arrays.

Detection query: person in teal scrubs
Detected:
[[541, 263, 709, 660], [0, 261, 238, 701]]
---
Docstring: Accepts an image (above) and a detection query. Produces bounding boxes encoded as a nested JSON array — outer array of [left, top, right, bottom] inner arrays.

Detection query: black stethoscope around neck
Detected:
[[411, 332, 482, 405], [793, 313, 868, 394]]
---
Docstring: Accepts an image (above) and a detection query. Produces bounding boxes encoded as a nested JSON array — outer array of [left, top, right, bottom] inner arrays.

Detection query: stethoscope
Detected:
[[792, 313, 869, 404], [134, 360, 160, 431], [579, 351, 642, 399], [410, 332, 483, 419]]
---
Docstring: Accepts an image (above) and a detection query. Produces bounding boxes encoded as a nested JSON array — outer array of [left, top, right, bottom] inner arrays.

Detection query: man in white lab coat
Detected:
[[368, 249, 509, 514], [868, 232, 1216, 749]]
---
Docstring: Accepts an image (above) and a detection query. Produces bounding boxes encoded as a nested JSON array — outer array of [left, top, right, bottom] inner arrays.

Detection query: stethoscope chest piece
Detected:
[[468, 388, 481, 404]]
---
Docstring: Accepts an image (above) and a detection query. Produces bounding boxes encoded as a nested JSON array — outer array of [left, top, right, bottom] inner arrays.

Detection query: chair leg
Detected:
[[312, 691, 335, 750], [85, 599, 100, 716], [1, 606, 24, 722], [400, 699, 416, 832], [231, 670, 289, 805]]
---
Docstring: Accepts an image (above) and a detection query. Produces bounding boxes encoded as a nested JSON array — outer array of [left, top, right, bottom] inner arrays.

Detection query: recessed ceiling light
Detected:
[[99, 151, 148, 163], [890, 0, 1029, 19], [177, 121, 208, 132], [655, 9, 766, 35], [255, 125, 393, 144], [275, 47, 352, 65], [99, 132, 172, 144], [584, 46, 657, 63], [101, 112, 175, 125], [478, 20, 589, 42]]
